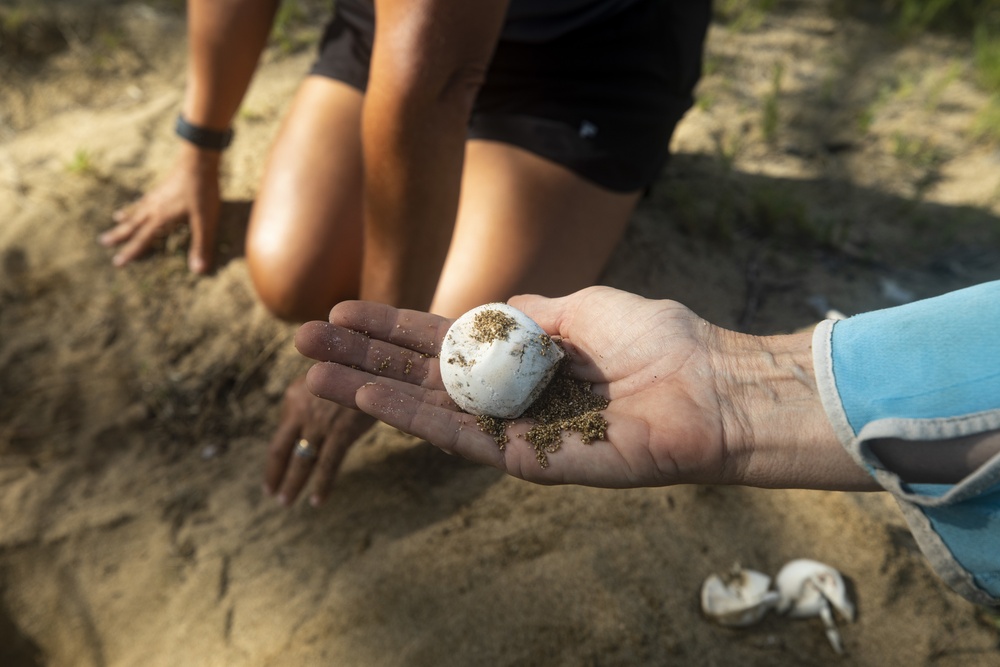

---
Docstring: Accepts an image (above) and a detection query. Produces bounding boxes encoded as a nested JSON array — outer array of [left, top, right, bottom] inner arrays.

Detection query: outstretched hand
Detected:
[[296, 287, 735, 488], [264, 377, 376, 507], [101, 145, 221, 274]]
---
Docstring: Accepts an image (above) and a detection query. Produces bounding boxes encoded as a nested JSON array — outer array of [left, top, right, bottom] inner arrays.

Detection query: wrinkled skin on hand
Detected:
[[264, 376, 376, 507], [101, 146, 221, 274]]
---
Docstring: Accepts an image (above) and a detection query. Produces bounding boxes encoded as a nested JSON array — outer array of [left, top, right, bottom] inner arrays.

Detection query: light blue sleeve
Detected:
[[812, 281, 1000, 607]]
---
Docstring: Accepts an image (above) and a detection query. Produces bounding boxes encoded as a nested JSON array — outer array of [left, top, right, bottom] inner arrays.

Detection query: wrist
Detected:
[[711, 327, 876, 491], [176, 140, 223, 171]]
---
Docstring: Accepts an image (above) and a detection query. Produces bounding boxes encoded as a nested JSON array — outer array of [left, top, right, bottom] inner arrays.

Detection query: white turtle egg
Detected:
[[439, 303, 564, 419]]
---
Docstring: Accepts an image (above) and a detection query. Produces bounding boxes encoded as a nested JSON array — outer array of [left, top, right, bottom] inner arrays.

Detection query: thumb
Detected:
[[509, 291, 583, 338], [508, 293, 557, 330]]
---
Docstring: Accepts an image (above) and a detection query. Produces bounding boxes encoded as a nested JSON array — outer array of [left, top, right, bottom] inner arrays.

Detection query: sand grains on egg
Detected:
[[470, 308, 518, 344]]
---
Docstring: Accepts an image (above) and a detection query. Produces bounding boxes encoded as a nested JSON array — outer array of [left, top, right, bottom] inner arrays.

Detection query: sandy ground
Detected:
[[2, 2, 1000, 665]]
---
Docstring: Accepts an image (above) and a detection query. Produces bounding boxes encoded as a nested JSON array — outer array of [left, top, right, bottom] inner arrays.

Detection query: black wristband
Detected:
[[175, 114, 234, 151]]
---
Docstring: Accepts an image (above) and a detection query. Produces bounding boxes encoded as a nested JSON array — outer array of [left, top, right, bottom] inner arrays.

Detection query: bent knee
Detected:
[[247, 250, 312, 322], [246, 241, 350, 323]]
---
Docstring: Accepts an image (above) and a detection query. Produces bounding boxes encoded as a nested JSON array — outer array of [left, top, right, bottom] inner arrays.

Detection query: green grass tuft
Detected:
[[890, 132, 947, 169], [972, 95, 1000, 145], [974, 24, 1000, 91], [66, 148, 95, 176], [761, 62, 783, 144], [714, 0, 778, 32]]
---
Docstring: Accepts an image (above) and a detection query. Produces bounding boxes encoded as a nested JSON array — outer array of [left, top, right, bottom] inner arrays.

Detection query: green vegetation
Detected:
[[972, 97, 1000, 144], [1, 6, 29, 32], [761, 63, 784, 144], [714, 0, 778, 32], [880, 0, 1000, 143], [890, 132, 946, 170], [238, 107, 268, 123], [974, 23, 1000, 92], [890, 133, 949, 200], [886, 0, 999, 37], [710, 127, 747, 173], [655, 170, 843, 251], [747, 185, 820, 244], [0, 4, 65, 61], [695, 92, 716, 112], [856, 75, 917, 135], [66, 148, 95, 176], [269, 0, 333, 55], [270, 0, 308, 54], [924, 61, 961, 110], [972, 22, 1000, 144], [702, 54, 724, 78]]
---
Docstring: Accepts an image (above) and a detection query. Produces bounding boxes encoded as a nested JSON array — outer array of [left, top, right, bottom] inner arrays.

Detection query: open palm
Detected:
[[296, 287, 732, 488]]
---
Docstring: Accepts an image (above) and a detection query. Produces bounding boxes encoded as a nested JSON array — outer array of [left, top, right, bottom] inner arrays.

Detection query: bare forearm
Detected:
[[359, 0, 508, 310], [359, 86, 468, 309], [183, 0, 280, 129]]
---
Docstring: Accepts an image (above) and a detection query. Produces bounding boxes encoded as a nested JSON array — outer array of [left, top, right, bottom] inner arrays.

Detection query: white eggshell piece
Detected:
[[700, 567, 780, 627], [775, 559, 854, 655], [776, 558, 854, 621], [439, 303, 564, 419]]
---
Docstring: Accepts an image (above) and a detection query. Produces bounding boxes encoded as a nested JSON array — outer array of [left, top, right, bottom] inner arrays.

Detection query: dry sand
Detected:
[[2, 2, 1000, 665]]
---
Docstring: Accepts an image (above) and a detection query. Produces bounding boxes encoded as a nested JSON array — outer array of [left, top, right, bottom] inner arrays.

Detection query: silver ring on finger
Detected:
[[294, 438, 319, 460]]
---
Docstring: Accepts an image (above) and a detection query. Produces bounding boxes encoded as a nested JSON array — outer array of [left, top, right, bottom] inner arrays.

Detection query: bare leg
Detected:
[[253, 77, 372, 508], [431, 140, 641, 319], [246, 76, 365, 322]]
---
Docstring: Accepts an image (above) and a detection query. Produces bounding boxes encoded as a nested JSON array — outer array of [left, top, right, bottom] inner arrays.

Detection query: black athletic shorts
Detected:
[[309, 0, 710, 192]]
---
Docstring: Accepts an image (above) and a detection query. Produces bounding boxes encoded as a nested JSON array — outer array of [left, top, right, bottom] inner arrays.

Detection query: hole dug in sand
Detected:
[[0, 583, 45, 667]]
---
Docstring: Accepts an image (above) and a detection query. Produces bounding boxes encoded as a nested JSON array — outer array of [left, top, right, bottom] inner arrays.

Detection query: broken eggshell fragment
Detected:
[[700, 564, 781, 627], [439, 303, 564, 419], [776, 559, 855, 654]]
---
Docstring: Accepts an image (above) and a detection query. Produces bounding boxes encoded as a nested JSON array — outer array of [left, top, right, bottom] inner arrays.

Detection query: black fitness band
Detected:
[[175, 115, 234, 151]]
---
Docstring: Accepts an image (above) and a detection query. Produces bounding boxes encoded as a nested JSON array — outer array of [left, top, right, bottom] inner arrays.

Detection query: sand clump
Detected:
[[469, 308, 517, 343]]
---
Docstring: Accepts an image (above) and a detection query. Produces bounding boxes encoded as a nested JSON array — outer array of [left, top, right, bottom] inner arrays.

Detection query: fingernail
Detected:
[[112, 254, 124, 267], [277, 493, 288, 507], [310, 495, 321, 508]]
